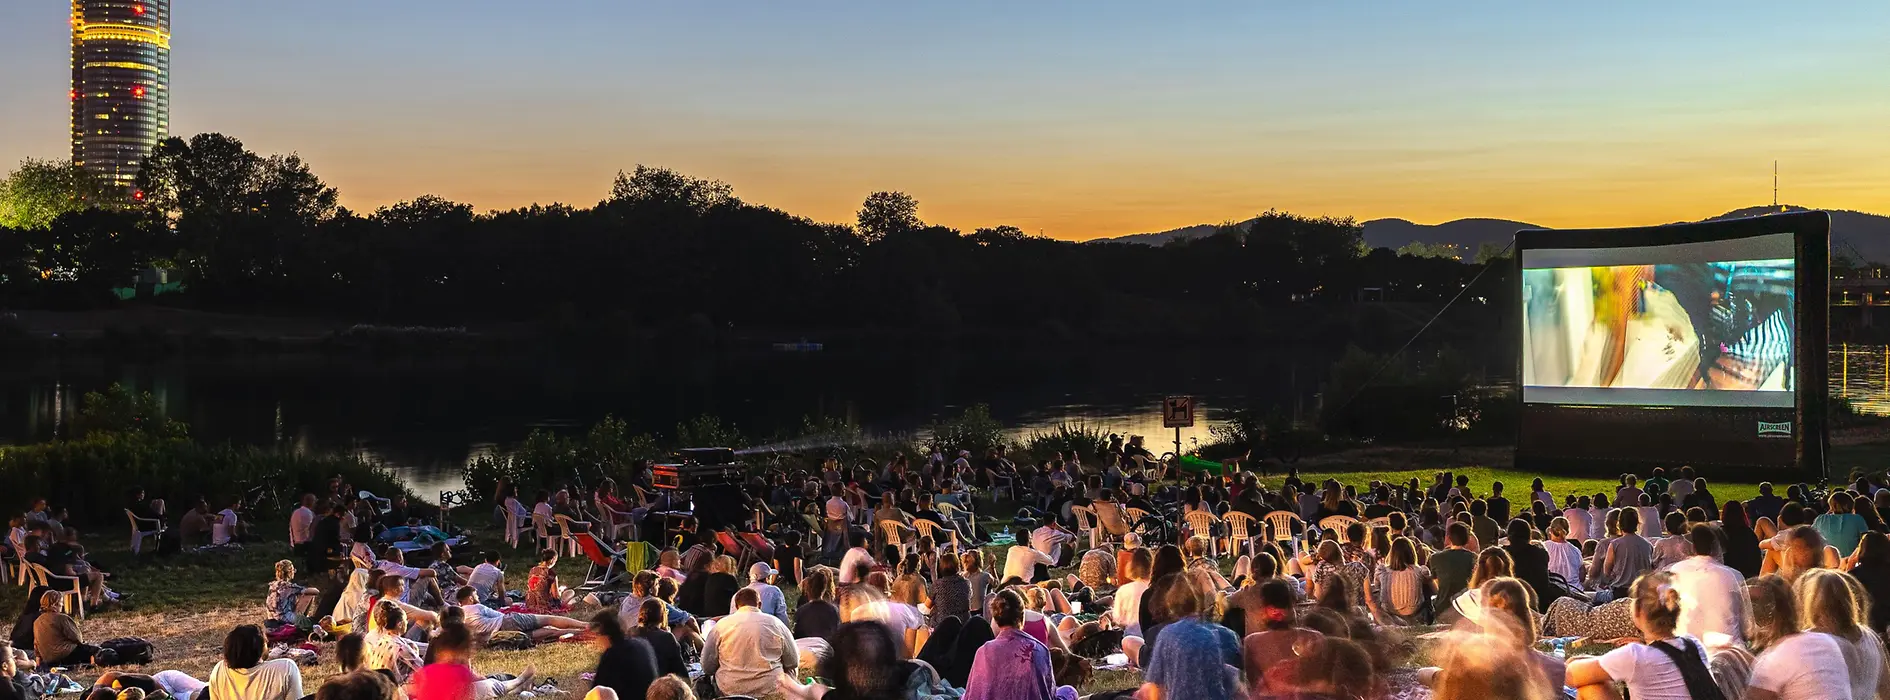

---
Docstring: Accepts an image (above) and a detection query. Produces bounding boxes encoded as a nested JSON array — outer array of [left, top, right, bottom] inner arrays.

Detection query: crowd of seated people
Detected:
[[22, 455, 1890, 700]]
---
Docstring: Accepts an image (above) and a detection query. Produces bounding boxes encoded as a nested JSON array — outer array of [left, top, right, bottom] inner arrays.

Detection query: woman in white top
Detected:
[[1367, 537, 1431, 626], [1529, 479, 1553, 512], [1587, 494, 1612, 540], [1744, 573, 1853, 700], [1543, 517, 1583, 585], [1794, 569, 1887, 699], [1566, 571, 1719, 700], [208, 625, 305, 700]]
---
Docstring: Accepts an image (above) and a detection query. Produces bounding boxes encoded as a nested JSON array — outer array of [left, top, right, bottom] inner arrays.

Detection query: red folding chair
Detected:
[[575, 533, 628, 592], [715, 530, 758, 568]]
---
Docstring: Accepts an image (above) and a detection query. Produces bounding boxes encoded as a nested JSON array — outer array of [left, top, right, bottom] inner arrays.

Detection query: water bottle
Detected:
[[1552, 638, 1567, 659]]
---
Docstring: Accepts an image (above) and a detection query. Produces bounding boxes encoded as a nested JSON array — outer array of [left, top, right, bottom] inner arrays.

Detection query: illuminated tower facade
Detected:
[[70, 0, 171, 193]]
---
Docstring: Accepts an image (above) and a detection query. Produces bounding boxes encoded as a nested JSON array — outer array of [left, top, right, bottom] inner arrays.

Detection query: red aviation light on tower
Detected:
[[133, 85, 146, 98]]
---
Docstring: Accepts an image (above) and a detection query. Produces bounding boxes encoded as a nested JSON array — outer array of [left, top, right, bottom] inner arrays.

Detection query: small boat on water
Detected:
[[772, 339, 824, 352]]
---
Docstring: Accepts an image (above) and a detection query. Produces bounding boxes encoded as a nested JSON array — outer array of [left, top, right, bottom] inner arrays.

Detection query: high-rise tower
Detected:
[[71, 0, 171, 193]]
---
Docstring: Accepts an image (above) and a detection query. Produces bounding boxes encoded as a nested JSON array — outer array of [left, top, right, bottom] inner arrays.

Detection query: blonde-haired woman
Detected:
[[1794, 569, 1889, 699], [1567, 571, 1720, 699], [1743, 573, 1851, 700], [1423, 577, 1559, 698]]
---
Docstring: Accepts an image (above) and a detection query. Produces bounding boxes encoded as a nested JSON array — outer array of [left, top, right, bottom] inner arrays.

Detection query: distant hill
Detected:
[[1095, 223, 1222, 246], [1357, 217, 1534, 253], [1701, 206, 1890, 264], [1093, 206, 1890, 262]]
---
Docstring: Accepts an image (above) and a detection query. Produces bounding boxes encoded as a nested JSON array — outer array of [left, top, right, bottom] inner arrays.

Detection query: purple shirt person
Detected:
[[964, 591, 1055, 700]]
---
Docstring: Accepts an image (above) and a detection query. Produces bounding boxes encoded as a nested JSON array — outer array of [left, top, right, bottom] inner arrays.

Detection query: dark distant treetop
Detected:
[[608, 165, 736, 212], [136, 133, 337, 226], [373, 194, 475, 227], [857, 191, 921, 242]]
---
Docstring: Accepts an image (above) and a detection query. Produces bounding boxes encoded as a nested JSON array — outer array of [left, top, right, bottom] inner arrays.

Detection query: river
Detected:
[[5, 343, 1880, 500]]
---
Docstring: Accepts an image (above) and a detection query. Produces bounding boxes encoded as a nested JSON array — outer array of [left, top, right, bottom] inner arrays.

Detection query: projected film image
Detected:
[[1522, 259, 1795, 406]]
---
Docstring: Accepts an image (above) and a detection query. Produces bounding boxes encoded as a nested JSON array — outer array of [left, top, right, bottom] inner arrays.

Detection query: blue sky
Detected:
[[4, 0, 1888, 237]]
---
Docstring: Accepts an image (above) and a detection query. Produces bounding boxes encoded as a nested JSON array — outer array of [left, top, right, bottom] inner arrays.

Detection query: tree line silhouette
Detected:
[[0, 133, 1502, 335]]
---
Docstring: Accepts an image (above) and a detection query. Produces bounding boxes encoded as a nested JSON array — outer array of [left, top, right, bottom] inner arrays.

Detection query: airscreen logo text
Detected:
[[1757, 421, 1793, 438]]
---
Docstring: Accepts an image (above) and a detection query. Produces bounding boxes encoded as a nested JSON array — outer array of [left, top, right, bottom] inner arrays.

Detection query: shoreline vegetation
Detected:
[[15, 383, 1890, 528]]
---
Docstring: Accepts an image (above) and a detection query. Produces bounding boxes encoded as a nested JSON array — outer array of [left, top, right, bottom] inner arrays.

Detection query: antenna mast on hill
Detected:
[[1773, 160, 1780, 210]]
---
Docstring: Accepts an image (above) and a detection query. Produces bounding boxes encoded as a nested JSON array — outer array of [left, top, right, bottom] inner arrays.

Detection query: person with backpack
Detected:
[[1566, 570, 1727, 700]]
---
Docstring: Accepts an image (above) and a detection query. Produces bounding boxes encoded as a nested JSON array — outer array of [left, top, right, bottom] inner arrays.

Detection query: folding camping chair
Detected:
[[716, 530, 760, 569], [574, 533, 629, 592]]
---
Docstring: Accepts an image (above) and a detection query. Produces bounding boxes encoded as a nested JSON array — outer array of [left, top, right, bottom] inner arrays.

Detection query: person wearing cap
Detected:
[[739, 561, 790, 627]]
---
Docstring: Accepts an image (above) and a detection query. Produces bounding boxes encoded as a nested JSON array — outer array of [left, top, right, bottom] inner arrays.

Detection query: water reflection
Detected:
[[2, 346, 1310, 502], [1834, 344, 1890, 416]]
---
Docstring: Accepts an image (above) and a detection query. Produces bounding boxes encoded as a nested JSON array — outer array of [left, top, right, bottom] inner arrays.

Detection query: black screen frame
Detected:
[[1513, 211, 1829, 480]]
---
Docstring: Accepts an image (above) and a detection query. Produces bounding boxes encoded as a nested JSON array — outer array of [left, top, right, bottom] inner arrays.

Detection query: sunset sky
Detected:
[[3, 0, 1888, 239]]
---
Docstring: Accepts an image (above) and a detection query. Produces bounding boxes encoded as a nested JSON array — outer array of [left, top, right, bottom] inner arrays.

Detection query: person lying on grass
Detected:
[[452, 587, 585, 645]]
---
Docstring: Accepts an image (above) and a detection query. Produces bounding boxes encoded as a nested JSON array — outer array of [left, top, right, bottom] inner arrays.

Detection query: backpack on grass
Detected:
[[93, 637, 154, 666]]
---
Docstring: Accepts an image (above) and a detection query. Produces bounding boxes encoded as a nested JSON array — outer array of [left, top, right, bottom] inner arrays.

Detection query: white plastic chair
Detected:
[[1264, 511, 1303, 544], [1319, 515, 1360, 534], [530, 512, 555, 553], [1070, 505, 1098, 548], [126, 509, 165, 555], [25, 563, 85, 620], [1125, 507, 1151, 538], [1223, 511, 1260, 557], [878, 520, 912, 555], [911, 518, 959, 552], [552, 515, 585, 558], [1183, 510, 1222, 558]]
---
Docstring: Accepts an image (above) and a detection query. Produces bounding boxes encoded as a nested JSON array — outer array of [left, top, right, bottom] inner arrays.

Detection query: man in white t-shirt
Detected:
[[1571, 635, 1710, 700], [288, 494, 317, 550], [837, 531, 876, 585], [1030, 522, 1076, 567], [213, 500, 243, 545], [1004, 543, 1055, 583], [465, 551, 506, 602], [454, 587, 584, 642], [1667, 468, 1696, 501], [1669, 525, 1747, 649]]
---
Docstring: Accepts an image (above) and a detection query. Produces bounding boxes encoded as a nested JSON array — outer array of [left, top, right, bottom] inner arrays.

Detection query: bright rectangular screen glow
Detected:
[[1521, 232, 1796, 408]]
